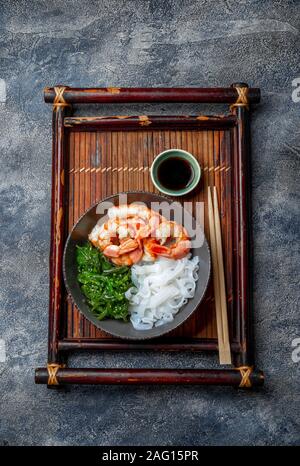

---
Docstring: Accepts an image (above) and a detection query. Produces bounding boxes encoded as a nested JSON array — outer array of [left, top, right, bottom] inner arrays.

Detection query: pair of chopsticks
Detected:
[[208, 186, 232, 365]]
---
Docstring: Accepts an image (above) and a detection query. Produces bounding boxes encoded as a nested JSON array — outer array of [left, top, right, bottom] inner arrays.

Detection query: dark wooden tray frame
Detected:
[[35, 84, 264, 389]]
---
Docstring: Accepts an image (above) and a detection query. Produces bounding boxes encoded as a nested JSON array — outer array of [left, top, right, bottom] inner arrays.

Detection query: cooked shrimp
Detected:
[[110, 245, 144, 266], [89, 217, 144, 264], [119, 217, 151, 240], [142, 238, 157, 261], [89, 205, 190, 264], [108, 204, 161, 239], [108, 204, 151, 221], [88, 222, 111, 250], [103, 238, 140, 258], [146, 221, 191, 260], [135, 212, 160, 239], [106, 217, 141, 240], [89, 217, 143, 251]]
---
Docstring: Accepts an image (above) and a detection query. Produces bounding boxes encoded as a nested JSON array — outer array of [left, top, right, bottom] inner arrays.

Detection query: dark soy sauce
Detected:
[[157, 157, 194, 190]]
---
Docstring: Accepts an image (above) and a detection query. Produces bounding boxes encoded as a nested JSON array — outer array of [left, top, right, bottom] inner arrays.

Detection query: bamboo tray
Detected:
[[35, 85, 264, 388]]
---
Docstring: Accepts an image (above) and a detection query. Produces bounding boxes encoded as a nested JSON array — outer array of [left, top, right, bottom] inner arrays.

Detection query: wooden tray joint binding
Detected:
[[47, 363, 65, 386], [52, 86, 72, 111], [237, 365, 254, 388], [230, 83, 249, 111]]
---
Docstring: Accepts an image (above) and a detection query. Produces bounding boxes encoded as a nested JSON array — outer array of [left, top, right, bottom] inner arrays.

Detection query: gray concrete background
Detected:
[[0, 0, 299, 446]]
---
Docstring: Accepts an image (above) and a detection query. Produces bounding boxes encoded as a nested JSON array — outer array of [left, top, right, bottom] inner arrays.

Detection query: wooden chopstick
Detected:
[[208, 188, 224, 361], [208, 186, 232, 365], [213, 186, 231, 349]]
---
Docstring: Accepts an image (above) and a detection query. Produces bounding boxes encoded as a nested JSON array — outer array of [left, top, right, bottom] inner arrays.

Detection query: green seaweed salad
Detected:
[[76, 242, 132, 321]]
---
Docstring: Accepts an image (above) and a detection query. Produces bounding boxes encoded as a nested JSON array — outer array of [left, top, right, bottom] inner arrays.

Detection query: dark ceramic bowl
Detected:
[[63, 191, 211, 340]]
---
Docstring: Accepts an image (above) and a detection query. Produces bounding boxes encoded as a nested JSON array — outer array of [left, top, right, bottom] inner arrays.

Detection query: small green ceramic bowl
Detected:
[[150, 149, 201, 196]]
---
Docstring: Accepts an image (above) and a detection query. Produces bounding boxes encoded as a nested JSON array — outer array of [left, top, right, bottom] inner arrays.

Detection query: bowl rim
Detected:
[[63, 190, 211, 340], [150, 148, 201, 196]]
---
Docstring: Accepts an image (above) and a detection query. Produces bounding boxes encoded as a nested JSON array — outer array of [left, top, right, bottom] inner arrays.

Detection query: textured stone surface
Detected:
[[0, 0, 299, 446]]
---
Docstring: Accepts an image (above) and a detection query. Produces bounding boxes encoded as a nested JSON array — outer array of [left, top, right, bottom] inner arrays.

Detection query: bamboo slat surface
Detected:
[[65, 129, 233, 343]]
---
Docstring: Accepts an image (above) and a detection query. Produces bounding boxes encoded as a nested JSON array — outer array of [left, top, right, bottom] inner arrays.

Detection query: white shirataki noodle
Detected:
[[125, 255, 200, 330]]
